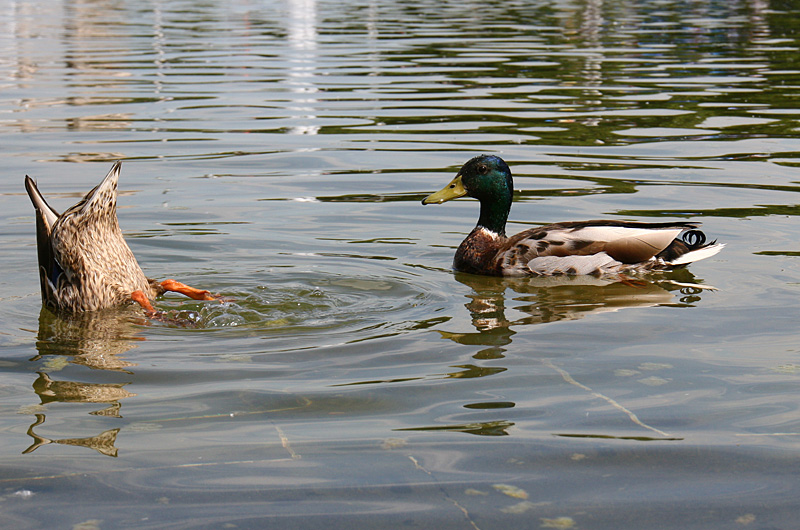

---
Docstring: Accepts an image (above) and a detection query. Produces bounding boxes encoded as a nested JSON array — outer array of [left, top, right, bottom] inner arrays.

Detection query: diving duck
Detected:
[[25, 161, 216, 314], [422, 155, 724, 277]]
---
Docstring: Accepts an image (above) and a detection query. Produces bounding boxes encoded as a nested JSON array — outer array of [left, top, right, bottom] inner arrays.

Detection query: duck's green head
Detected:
[[422, 155, 513, 205], [422, 155, 513, 234]]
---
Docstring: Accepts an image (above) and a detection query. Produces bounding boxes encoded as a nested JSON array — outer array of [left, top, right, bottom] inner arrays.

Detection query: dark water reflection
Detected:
[[24, 413, 121, 457], [400, 272, 712, 440], [2, 0, 800, 528], [33, 307, 143, 373], [444, 271, 710, 356], [25, 308, 140, 457]]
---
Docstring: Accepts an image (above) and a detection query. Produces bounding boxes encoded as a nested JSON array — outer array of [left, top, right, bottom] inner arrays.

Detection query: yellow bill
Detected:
[[422, 174, 467, 204]]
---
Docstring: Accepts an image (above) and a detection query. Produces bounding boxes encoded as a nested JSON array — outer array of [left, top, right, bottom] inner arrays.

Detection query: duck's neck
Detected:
[[477, 197, 510, 237]]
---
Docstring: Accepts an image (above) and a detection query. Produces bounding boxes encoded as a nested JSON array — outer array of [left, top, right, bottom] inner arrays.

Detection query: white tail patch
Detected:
[[669, 243, 725, 266]]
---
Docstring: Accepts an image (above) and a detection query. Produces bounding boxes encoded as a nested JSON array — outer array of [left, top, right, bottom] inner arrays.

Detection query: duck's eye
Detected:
[[478, 164, 488, 175]]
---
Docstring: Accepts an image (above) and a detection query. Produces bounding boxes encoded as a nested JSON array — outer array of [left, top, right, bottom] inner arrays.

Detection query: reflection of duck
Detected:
[[423, 155, 724, 276], [454, 272, 703, 331], [32, 372, 135, 407], [25, 161, 216, 314], [23, 414, 120, 457], [396, 420, 513, 436], [33, 306, 141, 372], [25, 309, 140, 456], [439, 272, 709, 360]]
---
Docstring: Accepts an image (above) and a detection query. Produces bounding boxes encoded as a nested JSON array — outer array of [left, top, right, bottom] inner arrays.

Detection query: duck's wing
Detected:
[[25, 176, 64, 307], [496, 220, 702, 275]]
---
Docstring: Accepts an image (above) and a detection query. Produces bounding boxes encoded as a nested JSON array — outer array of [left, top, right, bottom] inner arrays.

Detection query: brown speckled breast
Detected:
[[453, 227, 505, 276]]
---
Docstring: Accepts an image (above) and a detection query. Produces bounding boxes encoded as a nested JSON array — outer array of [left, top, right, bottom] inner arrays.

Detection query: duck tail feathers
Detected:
[[669, 243, 725, 266], [24, 176, 59, 229]]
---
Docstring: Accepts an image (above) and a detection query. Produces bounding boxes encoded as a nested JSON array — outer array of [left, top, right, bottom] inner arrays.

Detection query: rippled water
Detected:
[[2, 0, 800, 527]]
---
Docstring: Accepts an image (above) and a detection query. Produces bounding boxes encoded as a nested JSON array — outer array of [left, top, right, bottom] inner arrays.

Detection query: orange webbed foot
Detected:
[[131, 290, 158, 316], [159, 279, 218, 301], [131, 290, 201, 326]]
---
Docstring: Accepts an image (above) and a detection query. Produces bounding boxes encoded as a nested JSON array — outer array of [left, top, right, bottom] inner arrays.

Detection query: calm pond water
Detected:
[[2, 0, 800, 528]]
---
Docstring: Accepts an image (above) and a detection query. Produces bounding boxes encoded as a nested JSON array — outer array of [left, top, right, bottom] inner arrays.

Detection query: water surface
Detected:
[[2, 0, 800, 528]]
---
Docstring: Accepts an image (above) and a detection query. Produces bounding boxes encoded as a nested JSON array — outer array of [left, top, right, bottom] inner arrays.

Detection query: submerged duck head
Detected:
[[422, 154, 514, 235]]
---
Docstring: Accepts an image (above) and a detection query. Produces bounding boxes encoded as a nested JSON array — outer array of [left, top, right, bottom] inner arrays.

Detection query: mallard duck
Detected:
[[25, 161, 216, 314], [422, 155, 724, 277]]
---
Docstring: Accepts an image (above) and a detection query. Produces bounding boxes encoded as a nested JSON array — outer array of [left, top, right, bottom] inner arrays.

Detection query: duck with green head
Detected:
[[422, 155, 723, 277], [25, 162, 218, 315]]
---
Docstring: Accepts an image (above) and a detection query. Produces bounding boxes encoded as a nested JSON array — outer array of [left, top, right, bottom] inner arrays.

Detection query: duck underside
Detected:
[[25, 164, 219, 315], [25, 169, 151, 312]]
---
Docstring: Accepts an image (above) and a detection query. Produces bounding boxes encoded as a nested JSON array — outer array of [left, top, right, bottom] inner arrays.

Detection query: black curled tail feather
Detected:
[[681, 229, 709, 249], [656, 229, 713, 263]]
